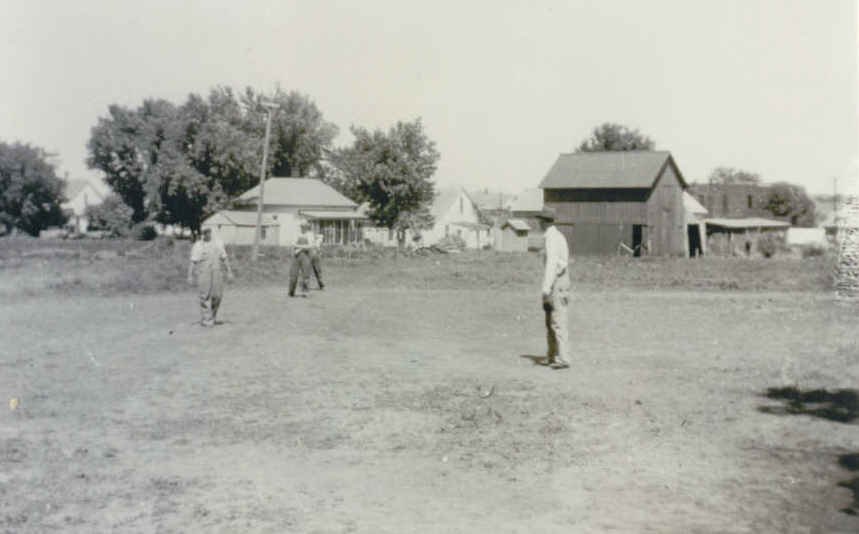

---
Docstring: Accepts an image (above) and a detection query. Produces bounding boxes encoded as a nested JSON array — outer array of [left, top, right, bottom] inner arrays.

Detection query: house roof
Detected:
[[431, 188, 473, 219], [469, 190, 512, 210], [63, 180, 104, 202], [509, 188, 543, 213], [683, 191, 708, 215], [203, 210, 278, 226], [705, 217, 790, 229], [301, 210, 368, 221], [237, 178, 356, 208], [502, 218, 530, 231], [539, 151, 686, 190]]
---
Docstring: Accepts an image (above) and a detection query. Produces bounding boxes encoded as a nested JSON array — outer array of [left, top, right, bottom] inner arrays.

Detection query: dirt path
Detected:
[[2, 287, 857, 533]]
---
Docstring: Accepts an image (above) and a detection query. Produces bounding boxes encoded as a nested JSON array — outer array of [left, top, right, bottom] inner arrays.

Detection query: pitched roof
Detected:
[[431, 188, 473, 219], [509, 188, 543, 212], [468, 190, 512, 210], [539, 151, 685, 189], [683, 191, 708, 215], [502, 218, 530, 231], [64, 180, 104, 201], [301, 210, 368, 220], [237, 178, 356, 208], [203, 210, 278, 226], [705, 217, 789, 229]]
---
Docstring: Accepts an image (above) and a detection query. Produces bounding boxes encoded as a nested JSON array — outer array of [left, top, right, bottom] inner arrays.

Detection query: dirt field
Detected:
[[2, 252, 858, 532]]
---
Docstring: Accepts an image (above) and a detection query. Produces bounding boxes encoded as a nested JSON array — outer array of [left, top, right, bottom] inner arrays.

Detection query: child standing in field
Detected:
[[187, 228, 234, 327]]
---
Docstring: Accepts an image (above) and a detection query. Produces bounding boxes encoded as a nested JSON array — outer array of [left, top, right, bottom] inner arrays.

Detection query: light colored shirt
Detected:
[[313, 234, 323, 248], [542, 225, 569, 295], [190, 239, 227, 264]]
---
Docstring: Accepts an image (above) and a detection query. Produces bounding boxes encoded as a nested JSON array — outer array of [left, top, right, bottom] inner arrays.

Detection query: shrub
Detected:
[[800, 244, 827, 258], [133, 224, 158, 241], [437, 234, 467, 251], [758, 233, 784, 258]]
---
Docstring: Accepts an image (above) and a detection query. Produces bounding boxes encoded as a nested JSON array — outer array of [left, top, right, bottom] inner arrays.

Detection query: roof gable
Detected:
[[238, 178, 356, 208], [431, 188, 477, 220], [539, 151, 686, 190], [509, 188, 543, 212], [64, 180, 104, 202]]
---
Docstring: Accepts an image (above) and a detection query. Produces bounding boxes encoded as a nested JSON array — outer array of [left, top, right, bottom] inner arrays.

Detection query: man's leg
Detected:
[[299, 252, 312, 293], [211, 295, 221, 322], [311, 252, 324, 289], [545, 308, 558, 363], [288, 257, 299, 296], [549, 288, 570, 368], [200, 294, 214, 327]]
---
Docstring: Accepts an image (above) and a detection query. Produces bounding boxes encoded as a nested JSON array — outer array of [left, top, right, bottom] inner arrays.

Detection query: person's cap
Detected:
[[535, 206, 555, 221], [202, 227, 213, 234]]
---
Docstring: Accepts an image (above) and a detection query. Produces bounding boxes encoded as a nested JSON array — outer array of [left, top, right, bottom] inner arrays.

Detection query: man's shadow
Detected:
[[758, 386, 859, 515], [520, 354, 551, 366]]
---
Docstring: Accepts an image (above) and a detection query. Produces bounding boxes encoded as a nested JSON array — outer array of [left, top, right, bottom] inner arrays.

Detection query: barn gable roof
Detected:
[[539, 151, 686, 190], [238, 178, 356, 208]]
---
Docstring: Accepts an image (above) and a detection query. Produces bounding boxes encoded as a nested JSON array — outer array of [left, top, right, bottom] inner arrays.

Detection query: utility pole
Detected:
[[834, 176, 839, 217], [252, 100, 278, 261]]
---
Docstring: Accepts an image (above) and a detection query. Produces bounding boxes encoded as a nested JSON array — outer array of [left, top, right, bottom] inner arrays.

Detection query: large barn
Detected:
[[539, 151, 691, 256]]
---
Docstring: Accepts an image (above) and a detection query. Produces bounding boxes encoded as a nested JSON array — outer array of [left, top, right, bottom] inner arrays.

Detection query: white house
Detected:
[[201, 211, 280, 245], [363, 189, 490, 249], [212, 177, 366, 246], [62, 180, 104, 233], [422, 188, 490, 249]]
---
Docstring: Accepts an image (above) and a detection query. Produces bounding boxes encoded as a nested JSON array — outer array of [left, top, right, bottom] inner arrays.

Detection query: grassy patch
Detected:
[[0, 237, 838, 296]]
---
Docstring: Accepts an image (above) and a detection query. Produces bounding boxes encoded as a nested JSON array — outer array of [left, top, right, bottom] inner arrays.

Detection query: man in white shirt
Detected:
[[538, 207, 571, 369]]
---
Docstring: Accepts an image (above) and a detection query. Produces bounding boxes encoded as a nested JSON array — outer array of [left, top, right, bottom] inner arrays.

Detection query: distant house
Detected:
[[538, 151, 691, 256], [469, 189, 512, 227], [687, 183, 776, 220], [422, 188, 490, 249], [218, 177, 367, 246], [62, 180, 104, 233], [704, 217, 789, 256], [684, 191, 708, 257], [202, 211, 280, 246], [496, 218, 530, 252], [506, 188, 545, 250]]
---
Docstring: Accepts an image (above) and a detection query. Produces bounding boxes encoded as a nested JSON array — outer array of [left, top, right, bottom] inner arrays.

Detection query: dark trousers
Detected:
[[310, 250, 323, 288], [288, 250, 312, 296]]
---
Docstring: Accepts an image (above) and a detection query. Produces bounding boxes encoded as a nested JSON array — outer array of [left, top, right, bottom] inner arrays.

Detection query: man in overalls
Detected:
[[538, 208, 571, 369], [187, 228, 234, 327], [288, 236, 313, 297]]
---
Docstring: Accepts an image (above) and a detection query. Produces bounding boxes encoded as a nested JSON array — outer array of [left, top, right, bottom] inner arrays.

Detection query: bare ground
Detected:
[[2, 283, 858, 533]]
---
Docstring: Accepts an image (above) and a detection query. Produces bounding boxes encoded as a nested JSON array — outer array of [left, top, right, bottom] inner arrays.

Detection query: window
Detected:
[[747, 195, 753, 209], [261, 227, 267, 239], [722, 194, 729, 214], [445, 225, 449, 236]]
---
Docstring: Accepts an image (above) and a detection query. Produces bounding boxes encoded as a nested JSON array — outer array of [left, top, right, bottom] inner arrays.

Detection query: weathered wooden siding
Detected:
[[645, 163, 687, 256], [545, 188, 647, 254]]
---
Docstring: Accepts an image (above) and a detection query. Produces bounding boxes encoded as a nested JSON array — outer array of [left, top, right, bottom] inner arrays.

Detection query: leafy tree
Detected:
[[329, 119, 439, 246], [240, 87, 338, 178], [766, 182, 816, 227], [87, 85, 337, 235], [0, 141, 67, 236], [85, 194, 134, 236], [576, 123, 655, 152], [86, 99, 177, 223], [708, 166, 761, 185]]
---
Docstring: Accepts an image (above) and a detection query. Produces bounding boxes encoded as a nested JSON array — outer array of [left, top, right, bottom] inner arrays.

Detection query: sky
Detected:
[[2, 0, 857, 196]]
